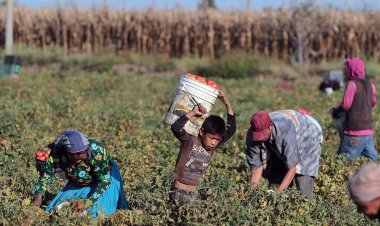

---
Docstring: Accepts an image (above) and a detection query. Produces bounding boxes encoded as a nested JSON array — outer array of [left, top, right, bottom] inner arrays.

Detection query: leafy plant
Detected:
[[0, 62, 378, 225]]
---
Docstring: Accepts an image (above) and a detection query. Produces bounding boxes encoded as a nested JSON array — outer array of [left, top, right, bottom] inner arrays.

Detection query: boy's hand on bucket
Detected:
[[186, 104, 206, 118], [194, 104, 207, 116], [218, 90, 230, 106], [218, 90, 234, 115]]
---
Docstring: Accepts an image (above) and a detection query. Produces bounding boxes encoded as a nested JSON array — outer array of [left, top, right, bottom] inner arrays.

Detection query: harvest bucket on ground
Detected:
[[4, 55, 22, 79], [164, 75, 220, 136]]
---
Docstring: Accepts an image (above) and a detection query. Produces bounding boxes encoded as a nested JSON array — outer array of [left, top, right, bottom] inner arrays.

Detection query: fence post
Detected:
[[5, 0, 14, 55]]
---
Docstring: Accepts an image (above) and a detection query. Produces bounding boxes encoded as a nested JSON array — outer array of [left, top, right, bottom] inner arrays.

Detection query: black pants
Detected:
[[263, 155, 315, 199]]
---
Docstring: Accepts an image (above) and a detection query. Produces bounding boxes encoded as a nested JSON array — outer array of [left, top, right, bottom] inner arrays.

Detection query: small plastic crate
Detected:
[[4, 55, 22, 79]]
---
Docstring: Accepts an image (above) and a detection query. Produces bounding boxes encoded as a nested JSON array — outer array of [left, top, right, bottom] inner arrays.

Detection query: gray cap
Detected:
[[54, 130, 89, 153], [348, 162, 380, 202]]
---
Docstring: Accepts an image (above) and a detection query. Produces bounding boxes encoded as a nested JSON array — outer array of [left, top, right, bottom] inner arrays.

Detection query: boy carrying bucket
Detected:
[[169, 90, 236, 205]]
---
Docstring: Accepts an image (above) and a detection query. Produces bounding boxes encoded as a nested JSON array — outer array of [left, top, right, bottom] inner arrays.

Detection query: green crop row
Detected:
[[0, 67, 378, 225]]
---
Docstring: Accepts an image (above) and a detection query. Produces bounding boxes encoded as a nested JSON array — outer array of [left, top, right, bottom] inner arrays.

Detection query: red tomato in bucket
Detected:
[[35, 151, 44, 157], [207, 80, 220, 90], [186, 73, 197, 80], [195, 76, 207, 84]]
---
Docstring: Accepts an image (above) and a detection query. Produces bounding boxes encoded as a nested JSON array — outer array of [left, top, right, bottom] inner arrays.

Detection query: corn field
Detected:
[[1, 7, 380, 62]]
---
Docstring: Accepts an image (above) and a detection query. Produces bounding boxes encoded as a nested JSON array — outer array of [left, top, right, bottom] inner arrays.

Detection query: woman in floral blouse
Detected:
[[31, 130, 128, 218]]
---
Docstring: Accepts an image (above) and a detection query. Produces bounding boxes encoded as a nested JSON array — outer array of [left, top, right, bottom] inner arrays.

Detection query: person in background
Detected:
[[319, 70, 345, 95], [246, 109, 323, 199], [332, 57, 378, 160], [348, 162, 380, 220], [31, 130, 128, 218], [170, 90, 236, 205], [319, 78, 341, 95]]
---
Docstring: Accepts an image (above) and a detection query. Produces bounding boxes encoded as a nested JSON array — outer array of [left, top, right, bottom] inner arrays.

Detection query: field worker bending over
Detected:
[[332, 57, 378, 161], [348, 163, 380, 220], [31, 130, 128, 218], [170, 90, 236, 205], [246, 110, 323, 199]]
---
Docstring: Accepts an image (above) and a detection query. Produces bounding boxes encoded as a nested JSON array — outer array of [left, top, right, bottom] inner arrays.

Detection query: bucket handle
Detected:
[[179, 83, 206, 113]]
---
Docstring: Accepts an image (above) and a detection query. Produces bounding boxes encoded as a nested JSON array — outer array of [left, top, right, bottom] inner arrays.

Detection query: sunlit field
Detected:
[[0, 55, 379, 225]]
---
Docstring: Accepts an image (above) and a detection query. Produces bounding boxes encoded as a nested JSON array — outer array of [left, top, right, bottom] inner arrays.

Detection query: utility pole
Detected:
[[5, 0, 14, 55]]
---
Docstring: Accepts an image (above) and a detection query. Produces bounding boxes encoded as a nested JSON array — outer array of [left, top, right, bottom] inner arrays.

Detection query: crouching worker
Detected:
[[170, 90, 236, 205], [348, 163, 380, 220], [31, 130, 128, 218], [246, 110, 323, 199]]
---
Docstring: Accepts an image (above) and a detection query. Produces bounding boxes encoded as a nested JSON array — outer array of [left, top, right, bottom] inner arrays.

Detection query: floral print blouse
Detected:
[[34, 139, 112, 202]]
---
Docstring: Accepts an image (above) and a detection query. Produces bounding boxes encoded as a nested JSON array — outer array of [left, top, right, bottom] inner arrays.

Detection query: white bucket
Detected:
[[164, 75, 220, 136]]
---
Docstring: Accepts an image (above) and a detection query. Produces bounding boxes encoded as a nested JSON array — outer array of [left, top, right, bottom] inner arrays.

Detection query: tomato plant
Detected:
[[0, 66, 377, 225]]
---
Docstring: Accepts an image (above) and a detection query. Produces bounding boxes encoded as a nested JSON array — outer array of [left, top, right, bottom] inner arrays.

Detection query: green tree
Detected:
[[198, 0, 217, 10], [1, 0, 19, 6]]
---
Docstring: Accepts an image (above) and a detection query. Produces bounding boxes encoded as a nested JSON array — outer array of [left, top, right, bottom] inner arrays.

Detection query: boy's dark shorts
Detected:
[[169, 183, 205, 206]]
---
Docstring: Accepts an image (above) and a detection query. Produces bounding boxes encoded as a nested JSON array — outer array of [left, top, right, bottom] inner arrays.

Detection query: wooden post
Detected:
[[5, 0, 14, 55]]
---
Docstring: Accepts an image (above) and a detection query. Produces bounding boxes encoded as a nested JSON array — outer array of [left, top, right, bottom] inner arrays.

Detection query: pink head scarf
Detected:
[[344, 57, 365, 80], [348, 163, 380, 202]]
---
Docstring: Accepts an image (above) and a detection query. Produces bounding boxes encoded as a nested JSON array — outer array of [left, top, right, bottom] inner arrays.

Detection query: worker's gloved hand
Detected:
[[331, 106, 344, 118], [35, 158, 46, 177]]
